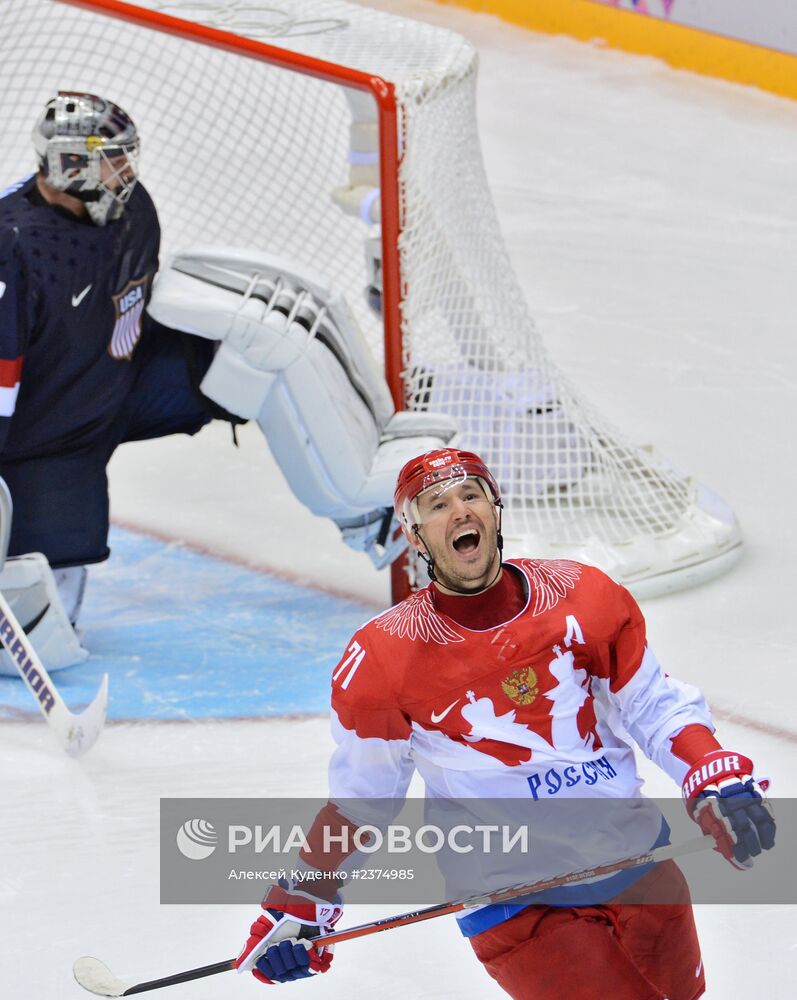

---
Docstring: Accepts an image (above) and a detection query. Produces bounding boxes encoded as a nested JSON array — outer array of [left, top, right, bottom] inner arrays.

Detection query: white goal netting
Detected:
[[0, 0, 741, 596]]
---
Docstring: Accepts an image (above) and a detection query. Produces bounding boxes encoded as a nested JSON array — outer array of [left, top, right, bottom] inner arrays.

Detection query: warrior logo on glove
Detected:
[[681, 750, 776, 871]]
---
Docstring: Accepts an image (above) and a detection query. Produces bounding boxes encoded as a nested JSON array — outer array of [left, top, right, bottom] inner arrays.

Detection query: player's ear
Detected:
[[404, 524, 426, 555]]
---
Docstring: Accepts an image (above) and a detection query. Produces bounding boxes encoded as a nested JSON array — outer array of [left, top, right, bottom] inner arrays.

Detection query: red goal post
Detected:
[[2, 0, 742, 599]]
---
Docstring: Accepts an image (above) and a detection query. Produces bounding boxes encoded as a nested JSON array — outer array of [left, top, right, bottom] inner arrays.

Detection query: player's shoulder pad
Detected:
[[371, 587, 467, 646], [331, 590, 454, 702], [0, 176, 37, 233], [509, 557, 585, 614], [128, 180, 158, 218], [0, 173, 36, 205], [0, 175, 73, 247], [331, 623, 387, 703], [509, 557, 638, 625]]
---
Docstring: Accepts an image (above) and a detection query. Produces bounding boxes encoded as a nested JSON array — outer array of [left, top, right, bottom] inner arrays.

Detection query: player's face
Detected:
[[99, 150, 137, 195], [412, 478, 501, 593], [100, 156, 131, 189]]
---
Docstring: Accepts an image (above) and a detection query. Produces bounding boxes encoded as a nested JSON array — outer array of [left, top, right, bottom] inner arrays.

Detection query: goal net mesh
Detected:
[[0, 0, 740, 594]]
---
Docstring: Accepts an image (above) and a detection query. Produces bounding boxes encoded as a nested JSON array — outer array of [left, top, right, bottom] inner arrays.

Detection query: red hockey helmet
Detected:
[[394, 448, 501, 530]]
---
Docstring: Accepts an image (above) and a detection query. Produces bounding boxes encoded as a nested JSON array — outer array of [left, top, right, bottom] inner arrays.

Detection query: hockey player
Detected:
[[235, 447, 775, 998], [0, 92, 217, 669]]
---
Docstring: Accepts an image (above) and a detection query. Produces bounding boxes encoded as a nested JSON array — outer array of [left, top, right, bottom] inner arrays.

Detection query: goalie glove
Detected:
[[682, 750, 775, 870], [235, 880, 342, 985]]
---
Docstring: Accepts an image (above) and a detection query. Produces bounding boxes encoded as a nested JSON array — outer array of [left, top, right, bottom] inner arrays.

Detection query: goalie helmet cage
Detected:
[[2, 0, 741, 599]]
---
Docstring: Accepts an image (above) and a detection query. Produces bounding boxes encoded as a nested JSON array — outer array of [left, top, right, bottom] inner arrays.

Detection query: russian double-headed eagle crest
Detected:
[[501, 665, 539, 706]]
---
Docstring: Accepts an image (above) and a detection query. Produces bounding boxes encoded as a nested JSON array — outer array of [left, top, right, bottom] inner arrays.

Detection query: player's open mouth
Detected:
[[452, 528, 480, 555]]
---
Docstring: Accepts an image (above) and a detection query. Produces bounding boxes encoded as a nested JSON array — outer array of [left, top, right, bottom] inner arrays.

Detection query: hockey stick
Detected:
[[0, 591, 108, 757], [315, 832, 714, 946], [73, 833, 713, 995], [72, 957, 234, 997]]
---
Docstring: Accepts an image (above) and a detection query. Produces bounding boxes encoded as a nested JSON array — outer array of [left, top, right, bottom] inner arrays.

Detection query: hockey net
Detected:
[[1, 0, 741, 597]]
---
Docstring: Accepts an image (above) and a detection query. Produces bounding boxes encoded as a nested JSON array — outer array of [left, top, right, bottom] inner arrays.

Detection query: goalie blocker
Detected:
[[147, 247, 457, 570]]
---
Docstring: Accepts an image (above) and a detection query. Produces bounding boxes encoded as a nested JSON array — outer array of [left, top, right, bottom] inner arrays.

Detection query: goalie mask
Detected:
[[32, 92, 140, 226]]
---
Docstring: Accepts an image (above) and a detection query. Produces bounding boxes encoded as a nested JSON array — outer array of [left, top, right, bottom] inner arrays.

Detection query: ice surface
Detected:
[[2, 718, 794, 998], [2, 0, 796, 996]]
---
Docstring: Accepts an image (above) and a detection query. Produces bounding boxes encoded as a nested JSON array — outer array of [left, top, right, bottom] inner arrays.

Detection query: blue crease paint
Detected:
[[0, 527, 374, 720]]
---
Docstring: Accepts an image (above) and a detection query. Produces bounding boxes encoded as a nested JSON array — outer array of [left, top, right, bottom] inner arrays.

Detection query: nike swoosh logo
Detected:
[[71, 284, 92, 307], [431, 699, 460, 724], [695, 959, 703, 978]]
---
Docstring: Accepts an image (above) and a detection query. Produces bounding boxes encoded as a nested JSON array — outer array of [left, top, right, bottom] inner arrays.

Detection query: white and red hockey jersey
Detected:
[[326, 560, 713, 934]]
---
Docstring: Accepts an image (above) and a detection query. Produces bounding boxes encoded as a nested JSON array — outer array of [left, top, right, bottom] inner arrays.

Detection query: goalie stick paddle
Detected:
[[0, 591, 108, 757], [73, 834, 713, 995]]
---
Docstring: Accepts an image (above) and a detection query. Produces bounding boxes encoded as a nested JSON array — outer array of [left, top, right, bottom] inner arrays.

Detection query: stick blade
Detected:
[[73, 956, 129, 997], [64, 673, 109, 758]]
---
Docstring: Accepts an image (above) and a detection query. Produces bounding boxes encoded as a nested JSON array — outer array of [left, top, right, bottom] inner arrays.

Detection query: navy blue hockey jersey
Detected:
[[0, 174, 160, 458]]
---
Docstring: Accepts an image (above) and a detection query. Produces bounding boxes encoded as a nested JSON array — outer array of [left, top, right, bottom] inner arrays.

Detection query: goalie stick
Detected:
[[73, 833, 713, 995], [0, 591, 108, 757]]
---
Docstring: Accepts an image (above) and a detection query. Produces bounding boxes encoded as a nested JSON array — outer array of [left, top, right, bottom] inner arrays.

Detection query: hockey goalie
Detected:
[[0, 94, 454, 676]]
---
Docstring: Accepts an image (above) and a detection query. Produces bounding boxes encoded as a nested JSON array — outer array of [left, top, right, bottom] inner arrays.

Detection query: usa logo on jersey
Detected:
[[109, 275, 148, 359]]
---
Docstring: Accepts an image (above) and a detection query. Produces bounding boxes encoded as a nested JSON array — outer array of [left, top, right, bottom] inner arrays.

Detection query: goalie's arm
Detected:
[[0, 233, 29, 452]]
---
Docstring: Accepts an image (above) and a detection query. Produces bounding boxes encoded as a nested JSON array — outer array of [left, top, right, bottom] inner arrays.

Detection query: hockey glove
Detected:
[[235, 880, 342, 984], [682, 750, 775, 870]]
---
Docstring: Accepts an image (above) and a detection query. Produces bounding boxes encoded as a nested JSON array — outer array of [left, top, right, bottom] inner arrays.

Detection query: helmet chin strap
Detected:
[[413, 526, 438, 583], [413, 502, 504, 596]]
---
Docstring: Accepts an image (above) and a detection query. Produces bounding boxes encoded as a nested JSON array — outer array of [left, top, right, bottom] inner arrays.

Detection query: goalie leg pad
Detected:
[[53, 565, 88, 626], [199, 342, 276, 421], [0, 554, 88, 675]]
